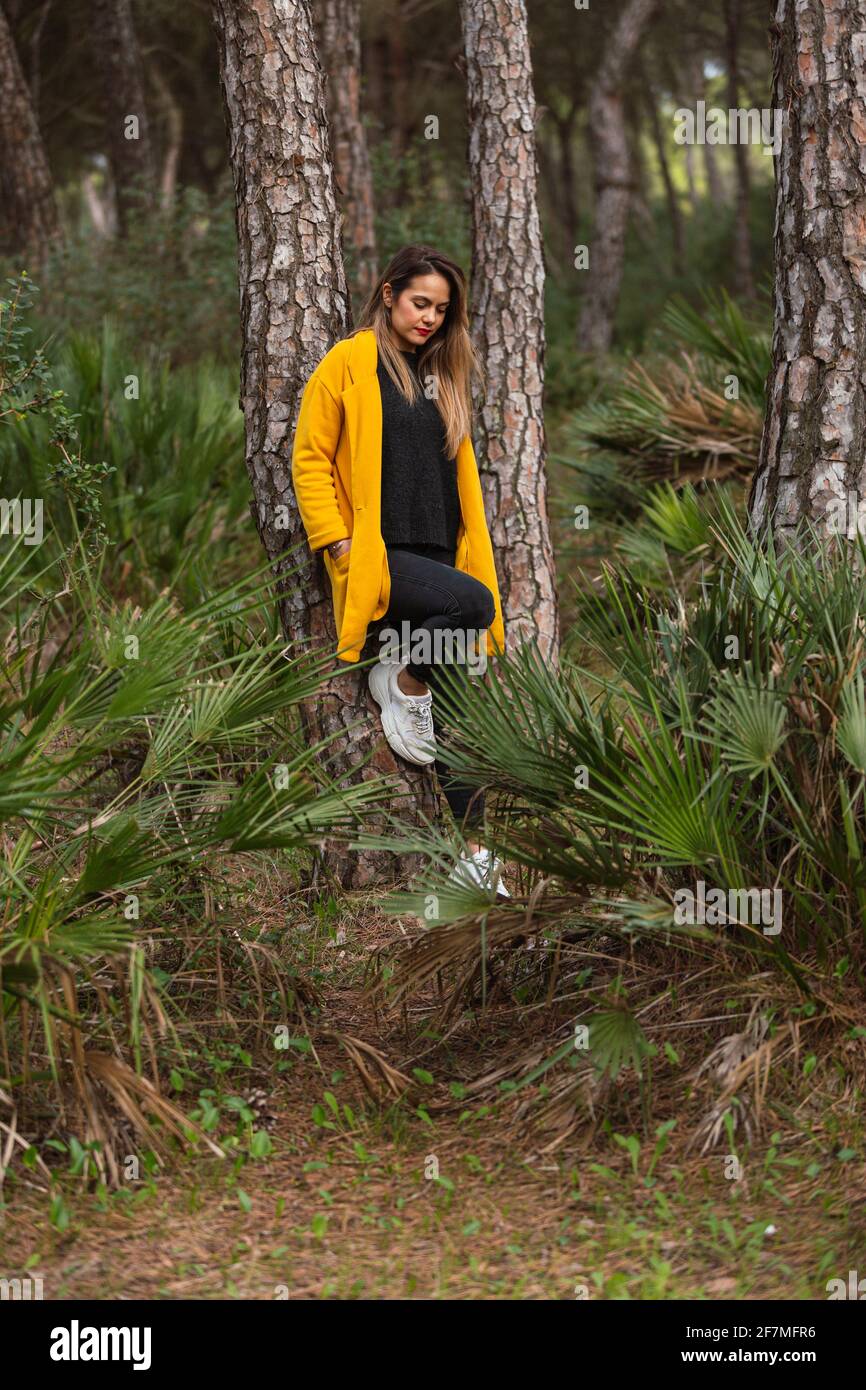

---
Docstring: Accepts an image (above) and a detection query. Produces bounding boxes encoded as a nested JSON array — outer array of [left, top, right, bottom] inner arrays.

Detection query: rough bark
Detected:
[[93, 0, 157, 233], [749, 0, 866, 543], [0, 0, 61, 267], [723, 0, 755, 300], [577, 0, 657, 355], [212, 0, 437, 890], [459, 0, 559, 666], [315, 0, 378, 317]]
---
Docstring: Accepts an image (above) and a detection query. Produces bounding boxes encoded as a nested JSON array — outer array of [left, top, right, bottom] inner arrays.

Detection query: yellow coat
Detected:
[[291, 328, 506, 664]]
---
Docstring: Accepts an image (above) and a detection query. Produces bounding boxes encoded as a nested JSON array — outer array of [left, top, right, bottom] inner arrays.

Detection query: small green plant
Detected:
[[1, 273, 114, 547]]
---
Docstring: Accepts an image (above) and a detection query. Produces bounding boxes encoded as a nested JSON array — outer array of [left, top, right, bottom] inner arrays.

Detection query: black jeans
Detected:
[[378, 542, 496, 830]]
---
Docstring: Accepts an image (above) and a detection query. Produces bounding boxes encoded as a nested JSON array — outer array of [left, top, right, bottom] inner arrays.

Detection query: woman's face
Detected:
[[383, 273, 451, 351]]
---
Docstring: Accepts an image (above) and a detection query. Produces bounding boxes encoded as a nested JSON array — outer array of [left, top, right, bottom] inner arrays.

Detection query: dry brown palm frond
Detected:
[[519, 1065, 608, 1154], [379, 880, 573, 1013], [0, 1109, 54, 1187], [627, 355, 761, 477], [378, 910, 519, 1005], [459, 1041, 550, 1100], [83, 1051, 225, 1174], [687, 1004, 772, 1153], [571, 353, 762, 487], [318, 1030, 418, 1105]]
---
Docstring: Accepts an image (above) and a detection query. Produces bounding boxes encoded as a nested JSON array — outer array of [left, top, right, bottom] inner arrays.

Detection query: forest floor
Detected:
[[2, 436, 861, 1299], [2, 873, 862, 1301]]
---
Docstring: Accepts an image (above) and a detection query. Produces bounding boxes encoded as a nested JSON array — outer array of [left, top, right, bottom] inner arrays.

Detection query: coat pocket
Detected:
[[323, 546, 351, 633]]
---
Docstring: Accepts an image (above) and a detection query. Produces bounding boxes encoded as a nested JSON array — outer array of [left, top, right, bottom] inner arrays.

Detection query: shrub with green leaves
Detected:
[[1, 272, 115, 550], [19, 183, 240, 369], [354, 488, 866, 1139], [552, 293, 770, 572], [0, 510, 391, 1177], [369, 487, 866, 972], [1, 283, 249, 601]]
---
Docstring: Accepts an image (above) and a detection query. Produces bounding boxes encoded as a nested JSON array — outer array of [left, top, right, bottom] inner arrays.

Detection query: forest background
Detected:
[[0, 0, 862, 1302]]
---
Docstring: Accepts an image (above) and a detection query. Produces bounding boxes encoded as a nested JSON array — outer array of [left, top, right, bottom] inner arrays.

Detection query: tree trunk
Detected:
[[553, 104, 579, 263], [691, 53, 725, 204], [93, 0, 157, 234], [723, 0, 755, 300], [27, 0, 52, 124], [535, 132, 573, 280], [628, 85, 655, 237], [82, 169, 114, 238], [388, 1, 412, 205], [459, 0, 559, 666], [702, 139, 725, 205], [683, 137, 698, 211], [366, 31, 388, 139], [749, 0, 866, 542], [640, 63, 685, 271], [212, 0, 437, 890], [315, 0, 378, 318], [536, 94, 579, 276], [577, 0, 657, 355], [0, 0, 61, 268], [148, 62, 183, 210]]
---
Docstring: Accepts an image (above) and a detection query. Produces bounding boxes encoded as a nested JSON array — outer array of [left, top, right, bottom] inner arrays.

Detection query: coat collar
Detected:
[[345, 328, 378, 385], [344, 327, 425, 384], [337, 326, 480, 567]]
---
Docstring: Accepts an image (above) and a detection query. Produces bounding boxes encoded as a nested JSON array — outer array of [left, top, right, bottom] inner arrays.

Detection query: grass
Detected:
[[2, 863, 861, 1300], [5, 1121, 859, 1299]]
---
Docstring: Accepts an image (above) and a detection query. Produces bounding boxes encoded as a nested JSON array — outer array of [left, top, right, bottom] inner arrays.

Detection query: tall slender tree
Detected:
[[387, 0, 412, 205], [315, 0, 378, 315], [0, 0, 60, 267], [551, 101, 580, 266], [723, 0, 754, 301], [26, 0, 52, 124], [212, 0, 437, 889], [690, 50, 724, 205], [148, 61, 183, 210], [640, 59, 685, 270], [749, 0, 866, 541], [93, 0, 157, 233], [577, 0, 658, 355], [459, 0, 559, 665]]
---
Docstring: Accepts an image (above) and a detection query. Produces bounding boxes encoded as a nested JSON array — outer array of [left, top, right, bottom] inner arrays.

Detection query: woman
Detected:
[[292, 244, 509, 895]]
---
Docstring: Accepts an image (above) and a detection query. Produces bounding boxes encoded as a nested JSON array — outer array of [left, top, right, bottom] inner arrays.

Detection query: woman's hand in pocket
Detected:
[[328, 538, 352, 567]]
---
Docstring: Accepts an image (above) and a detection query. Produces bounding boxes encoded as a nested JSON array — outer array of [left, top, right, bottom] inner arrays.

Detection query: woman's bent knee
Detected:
[[465, 582, 495, 631]]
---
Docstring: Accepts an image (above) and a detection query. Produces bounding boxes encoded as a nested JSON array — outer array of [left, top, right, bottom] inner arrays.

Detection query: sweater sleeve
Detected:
[[291, 373, 351, 552]]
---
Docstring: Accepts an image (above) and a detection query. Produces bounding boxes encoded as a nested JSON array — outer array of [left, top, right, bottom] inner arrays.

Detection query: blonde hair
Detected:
[[351, 244, 484, 459]]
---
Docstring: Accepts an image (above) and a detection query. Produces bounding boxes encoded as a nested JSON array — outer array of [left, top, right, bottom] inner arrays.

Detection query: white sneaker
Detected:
[[447, 847, 511, 898], [368, 659, 436, 765]]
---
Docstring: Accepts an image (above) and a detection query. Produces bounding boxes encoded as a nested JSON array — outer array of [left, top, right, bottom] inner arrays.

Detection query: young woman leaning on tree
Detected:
[[291, 244, 509, 896]]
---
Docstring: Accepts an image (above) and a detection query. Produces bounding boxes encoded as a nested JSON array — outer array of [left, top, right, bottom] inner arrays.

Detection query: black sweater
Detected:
[[377, 348, 461, 549]]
